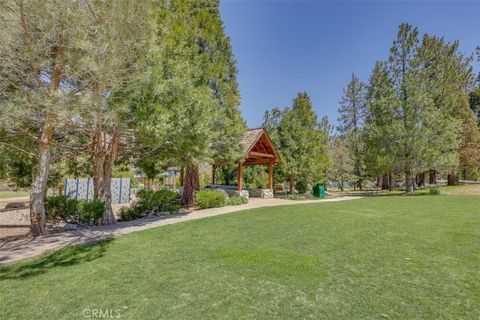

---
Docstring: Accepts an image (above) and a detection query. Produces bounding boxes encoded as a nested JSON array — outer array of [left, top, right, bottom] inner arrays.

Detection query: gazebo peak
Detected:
[[239, 128, 280, 165]]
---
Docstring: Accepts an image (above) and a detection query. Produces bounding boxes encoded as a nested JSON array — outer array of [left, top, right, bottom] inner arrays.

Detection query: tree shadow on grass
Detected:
[[0, 238, 114, 280]]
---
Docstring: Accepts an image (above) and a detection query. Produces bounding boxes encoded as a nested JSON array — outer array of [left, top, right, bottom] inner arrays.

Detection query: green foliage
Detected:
[[113, 163, 139, 188], [429, 187, 441, 195], [295, 181, 308, 194], [337, 73, 368, 188], [79, 198, 106, 226], [282, 194, 315, 201], [45, 196, 105, 225], [45, 196, 80, 223], [135, 0, 244, 168], [120, 189, 178, 221], [195, 190, 226, 209], [217, 165, 237, 185], [470, 87, 480, 123], [263, 92, 329, 188], [361, 23, 473, 192], [118, 206, 139, 222], [328, 137, 355, 191], [244, 166, 267, 189], [225, 196, 248, 206], [136, 189, 178, 213]]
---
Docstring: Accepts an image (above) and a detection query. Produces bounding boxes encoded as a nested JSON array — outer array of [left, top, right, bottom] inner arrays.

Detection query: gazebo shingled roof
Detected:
[[212, 128, 280, 191], [239, 128, 280, 165]]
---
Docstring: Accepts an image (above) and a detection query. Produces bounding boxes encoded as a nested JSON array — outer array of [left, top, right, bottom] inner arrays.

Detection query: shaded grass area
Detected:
[[1, 196, 479, 319]]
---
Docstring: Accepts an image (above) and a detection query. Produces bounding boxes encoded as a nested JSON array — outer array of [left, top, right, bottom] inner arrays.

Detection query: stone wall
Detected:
[[248, 189, 273, 199]]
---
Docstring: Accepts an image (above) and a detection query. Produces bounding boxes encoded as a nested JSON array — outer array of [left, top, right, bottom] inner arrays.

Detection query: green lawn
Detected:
[[1, 196, 479, 319], [0, 191, 29, 199]]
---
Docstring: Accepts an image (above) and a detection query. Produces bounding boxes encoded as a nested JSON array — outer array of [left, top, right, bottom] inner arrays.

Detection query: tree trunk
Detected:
[[339, 180, 344, 191], [429, 170, 437, 185], [405, 170, 415, 193], [30, 123, 54, 236], [388, 172, 393, 191], [289, 175, 295, 194], [416, 172, 425, 188], [381, 173, 389, 190], [183, 165, 199, 206], [179, 166, 184, 186], [92, 125, 119, 225], [447, 173, 459, 186]]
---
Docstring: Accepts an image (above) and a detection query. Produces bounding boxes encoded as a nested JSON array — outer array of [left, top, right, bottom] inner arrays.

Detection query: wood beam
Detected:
[[244, 160, 276, 166], [249, 151, 274, 158], [237, 162, 243, 191]]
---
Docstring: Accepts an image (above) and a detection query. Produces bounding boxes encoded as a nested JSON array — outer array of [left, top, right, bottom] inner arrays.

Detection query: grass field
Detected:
[[1, 196, 479, 319], [0, 191, 29, 199]]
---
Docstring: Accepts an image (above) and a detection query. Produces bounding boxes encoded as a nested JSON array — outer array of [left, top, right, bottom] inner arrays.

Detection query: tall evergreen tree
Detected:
[[337, 73, 367, 190], [264, 92, 328, 192], [137, 0, 244, 206], [416, 34, 475, 184], [364, 62, 399, 190]]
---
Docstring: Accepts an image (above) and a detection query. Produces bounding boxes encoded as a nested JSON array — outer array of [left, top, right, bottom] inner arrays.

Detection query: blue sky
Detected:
[[220, 0, 480, 128]]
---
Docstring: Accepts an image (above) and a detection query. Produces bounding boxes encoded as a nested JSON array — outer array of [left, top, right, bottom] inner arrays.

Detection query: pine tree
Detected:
[[137, 0, 244, 206], [337, 73, 367, 190], [416, 34, 475, 185], [0, 0, 88, 234], [264, 92, 329, 192], [364, 62, 399, 190]]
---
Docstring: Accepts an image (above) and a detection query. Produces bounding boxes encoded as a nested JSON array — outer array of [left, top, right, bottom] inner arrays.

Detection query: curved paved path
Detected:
[[0, 196, 361, 265]]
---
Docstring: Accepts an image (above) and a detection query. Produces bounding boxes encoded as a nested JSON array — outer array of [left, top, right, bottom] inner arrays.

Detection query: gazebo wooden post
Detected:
[[268, 162, 273, 190], [237, 162, 243, 191], [211, 164, 216, 186]]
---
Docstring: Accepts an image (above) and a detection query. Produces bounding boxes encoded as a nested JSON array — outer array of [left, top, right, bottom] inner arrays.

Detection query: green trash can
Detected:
[[313, 183, 325, 198], [319, 184, 325, 198]]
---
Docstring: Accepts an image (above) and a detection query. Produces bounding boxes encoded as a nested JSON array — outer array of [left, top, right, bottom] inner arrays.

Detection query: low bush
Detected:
[[296, 181, 308, 194], [118, 206, 139, 221], [136, 189, 178, 212], [79, 198, 106, 225], [225, 196, 248, 206], [195, 190, 226, 209], [282, 193, 315, 200], [45, 196, 80, 224], [120, 189, 179, 221], [429, 187, 440, 195], [45, 196, 106, 225]]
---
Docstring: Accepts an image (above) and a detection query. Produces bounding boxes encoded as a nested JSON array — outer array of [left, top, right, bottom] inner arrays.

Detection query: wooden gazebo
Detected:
[[212, 128, 281, 191]]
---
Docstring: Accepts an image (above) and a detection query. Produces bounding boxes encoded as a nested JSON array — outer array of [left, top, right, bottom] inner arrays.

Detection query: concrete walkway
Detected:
[[0, 196, 361, 265]]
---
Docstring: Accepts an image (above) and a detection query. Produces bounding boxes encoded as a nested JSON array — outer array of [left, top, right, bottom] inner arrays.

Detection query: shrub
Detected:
[[79, 198, 106, 225], [45, 196, 80, 224], [429, 187, 440, 195], [119, 206, 139, 221], [120, 189, 179, 221], [45, 196, 106, 225], [225, 196, 248, 206], [136, 189, 178, 213], [296, 180, 308, 194], [195, 190, 226, 209]]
